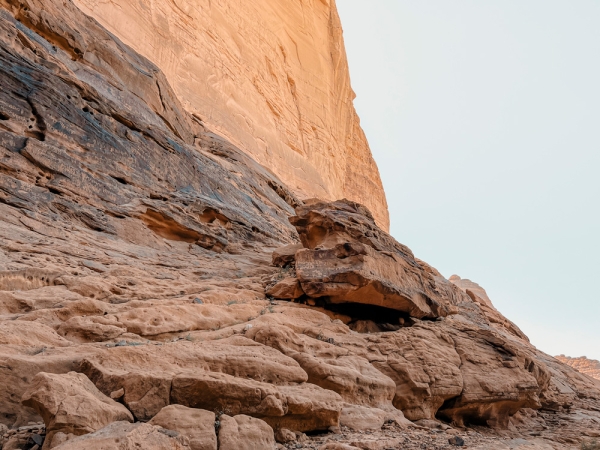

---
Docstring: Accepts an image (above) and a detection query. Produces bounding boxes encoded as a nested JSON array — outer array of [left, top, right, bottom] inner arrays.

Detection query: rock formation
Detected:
[[556, 356, 600, 381], [71, 0, 390, 230], [0, 0, 599, 449]]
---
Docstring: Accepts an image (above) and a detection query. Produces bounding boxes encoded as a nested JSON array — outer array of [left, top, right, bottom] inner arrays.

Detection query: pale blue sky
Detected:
[[337, 1, 600, 360]]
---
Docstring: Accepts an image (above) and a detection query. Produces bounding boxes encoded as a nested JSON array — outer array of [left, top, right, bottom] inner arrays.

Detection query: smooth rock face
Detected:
[[72, 0, 390, 230], [218, 414, 275, 450], [149, 405, 217, 450], [21, 372, 133, 447]]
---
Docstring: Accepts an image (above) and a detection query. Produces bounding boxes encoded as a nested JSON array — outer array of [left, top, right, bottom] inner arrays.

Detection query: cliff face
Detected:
[[1, 0, 600, 449], [556, 356, 600, 381], [72, 0, 390, 230]]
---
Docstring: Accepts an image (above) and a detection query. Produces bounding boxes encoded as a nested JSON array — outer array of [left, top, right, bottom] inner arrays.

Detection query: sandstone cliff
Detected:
[[557, 356, 600, 381], [71, 0, 390, 230], [1, 1, 600, 449]]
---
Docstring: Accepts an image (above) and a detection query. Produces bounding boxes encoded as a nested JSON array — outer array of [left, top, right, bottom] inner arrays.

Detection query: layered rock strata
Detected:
[[0, 1, 599, 449], [556, 355, 600, 381], [71, 0, 390, 230]]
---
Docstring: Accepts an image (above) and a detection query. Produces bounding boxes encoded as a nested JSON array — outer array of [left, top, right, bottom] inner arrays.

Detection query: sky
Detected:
[[337, 1, 600, 360]]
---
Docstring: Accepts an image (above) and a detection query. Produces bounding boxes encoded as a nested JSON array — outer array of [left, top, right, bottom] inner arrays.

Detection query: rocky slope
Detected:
[[0, 0, 599, 449], [71, 0, 390, 230], [556, 356, 600, 381]]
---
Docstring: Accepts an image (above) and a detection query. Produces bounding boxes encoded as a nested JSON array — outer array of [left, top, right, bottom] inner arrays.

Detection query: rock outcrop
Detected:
[[556, 355, 600, 381], [71, 0, 390, 230], [21, 371, 133, 447], [0, 0, 599, 449], [149, 405, 217, 450]]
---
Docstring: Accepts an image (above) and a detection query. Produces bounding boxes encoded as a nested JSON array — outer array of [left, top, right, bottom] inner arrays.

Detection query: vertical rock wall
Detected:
[[73, 0, 390, 230]]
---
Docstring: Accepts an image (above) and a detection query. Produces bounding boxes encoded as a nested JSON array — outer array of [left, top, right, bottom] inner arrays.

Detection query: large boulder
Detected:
[[287, 200, 464, 319], [21, 372, 133, 447], [149, 405, 217, 450]]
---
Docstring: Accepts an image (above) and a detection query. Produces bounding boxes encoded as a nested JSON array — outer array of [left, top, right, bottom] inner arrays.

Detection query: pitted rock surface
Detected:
[[0, 1, 599, 449]]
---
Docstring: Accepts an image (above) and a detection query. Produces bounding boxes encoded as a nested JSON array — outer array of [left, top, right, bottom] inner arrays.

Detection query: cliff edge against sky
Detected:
[[73, 0, 390, 230]]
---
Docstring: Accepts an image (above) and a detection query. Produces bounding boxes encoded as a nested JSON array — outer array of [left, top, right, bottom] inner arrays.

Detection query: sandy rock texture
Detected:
[[0, 1, 599, 449], [149, 405, 217, 450], [556, 355, 600, 381], [21, 371, 133, 447], [71, 0, 390, 230]]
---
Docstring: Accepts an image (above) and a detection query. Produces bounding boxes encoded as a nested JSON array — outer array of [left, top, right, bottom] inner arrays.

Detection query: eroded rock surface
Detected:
[[149, 405, 217, 450], [0, 1, 599, 449], [556, 355, 600, 381], [21, 371, 132, 447], [72, 0, 390, 230]]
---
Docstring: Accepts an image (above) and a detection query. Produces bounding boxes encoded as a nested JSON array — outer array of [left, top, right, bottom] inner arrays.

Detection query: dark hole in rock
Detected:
[[48, 187, 62, 195], [317, 300, 416, 332], [436, 397, 487, 427], [0, 112, 9, 120], [111, 175, 128, 185]]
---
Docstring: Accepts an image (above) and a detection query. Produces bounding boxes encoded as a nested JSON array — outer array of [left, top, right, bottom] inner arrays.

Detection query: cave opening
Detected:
[[316, 300, 417, 332]]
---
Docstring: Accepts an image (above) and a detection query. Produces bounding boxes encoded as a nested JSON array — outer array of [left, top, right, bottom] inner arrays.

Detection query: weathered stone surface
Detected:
[[0, 0, 599, 447], [218, 414, 275, 450], [555, 355, 600, 381], [52, 422, 190, 450], [21, 372, 133, 447], [266, 384, 342, 432], [80, 337, 307, 420], [368, 325, 464, 421], [71, 0, 390, 230], [250, 323, 395, 410], [266, 277, 304, 300], [272, 244, 303, 268], [289, 200, 463, 319], [339, 405, 386, 431], [149, 405, 217, 450]]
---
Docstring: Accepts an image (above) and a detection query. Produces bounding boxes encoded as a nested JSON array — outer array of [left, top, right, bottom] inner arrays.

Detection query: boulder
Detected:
[[170, 371, 287, 417], [339, 405, 386, 431], [21, 372, 133, 447], [149, 405, 217, 450], [265, 384, 342, 432], [272, 244, 303, 267], [289, 200, 460, 319], [52, 422, 190, 449], [266, 277, 304, 300], [218, 414, 275, 450]]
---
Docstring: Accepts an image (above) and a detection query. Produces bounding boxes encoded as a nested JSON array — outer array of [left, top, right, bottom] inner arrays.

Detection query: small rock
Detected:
[[193, 298, 203, 304], [30, 433, 44, 445], [448, 436, 465, 446], [275, 428, 296, 443], [110, 388, 125, 399]]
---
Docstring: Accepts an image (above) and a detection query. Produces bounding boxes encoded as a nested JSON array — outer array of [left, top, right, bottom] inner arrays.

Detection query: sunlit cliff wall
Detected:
[[74, 0, 390, 229]]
